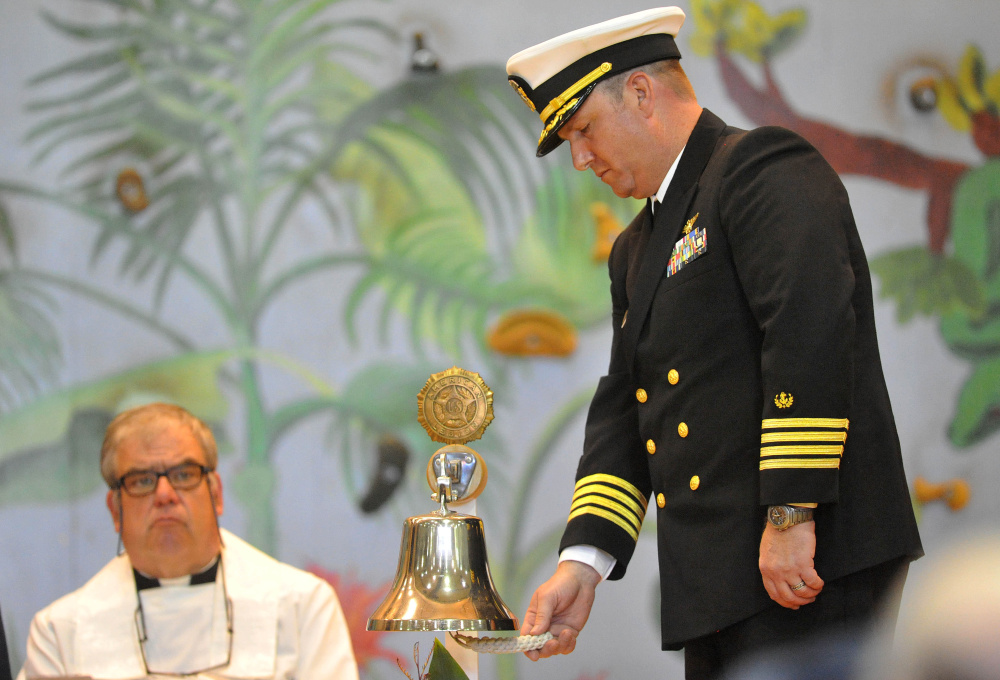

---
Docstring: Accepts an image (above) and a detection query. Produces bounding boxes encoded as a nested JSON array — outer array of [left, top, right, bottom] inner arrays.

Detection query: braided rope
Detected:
[[448, 631, 554, 654]]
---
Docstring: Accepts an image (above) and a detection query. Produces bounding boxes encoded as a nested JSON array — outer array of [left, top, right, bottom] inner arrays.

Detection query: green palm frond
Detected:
[[0, 272, 62, 412], [333, 114, 501, 358], [330, 66, 543, 262], [328, 64, 638, 357], [506, 164, 640, 328], [0, 200, 15, 264], [22, 0, 395, 308], [319, 362, 442, 507]]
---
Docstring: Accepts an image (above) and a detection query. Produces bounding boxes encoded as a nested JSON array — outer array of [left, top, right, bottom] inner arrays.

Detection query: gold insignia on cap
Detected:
[[538, 98, 579, 145], [509, 80, 536, 111], [539, 61, 613, 124], [683, 213, 699, 235], [774, 392, 794, 409]]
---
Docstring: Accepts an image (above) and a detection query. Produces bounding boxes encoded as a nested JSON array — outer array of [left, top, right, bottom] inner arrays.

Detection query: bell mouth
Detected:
[[367, 616, 518, 633], [367, 513, 518, 632]]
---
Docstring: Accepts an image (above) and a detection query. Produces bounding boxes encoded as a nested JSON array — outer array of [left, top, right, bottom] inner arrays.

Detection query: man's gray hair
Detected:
[[100, 402, 217, 487]]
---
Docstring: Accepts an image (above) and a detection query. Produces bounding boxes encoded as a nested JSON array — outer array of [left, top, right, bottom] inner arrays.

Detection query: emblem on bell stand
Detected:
[[367, 367, 518, 634]]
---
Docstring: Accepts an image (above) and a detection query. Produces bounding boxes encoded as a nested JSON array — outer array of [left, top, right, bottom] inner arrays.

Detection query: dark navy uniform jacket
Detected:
[[560, 109, 923, 649]]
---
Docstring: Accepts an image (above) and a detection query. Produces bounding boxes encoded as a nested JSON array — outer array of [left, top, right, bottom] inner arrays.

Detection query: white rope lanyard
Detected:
[[448, 631, 554, 654]]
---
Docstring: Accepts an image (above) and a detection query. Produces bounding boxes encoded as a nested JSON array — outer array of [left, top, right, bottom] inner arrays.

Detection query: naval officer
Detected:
[[506, 8, 922, 678]]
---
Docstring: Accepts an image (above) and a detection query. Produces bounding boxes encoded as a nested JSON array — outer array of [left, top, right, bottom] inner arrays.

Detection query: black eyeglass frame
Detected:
[[113, 463, 212, 497], [133, 556, 234, 677]]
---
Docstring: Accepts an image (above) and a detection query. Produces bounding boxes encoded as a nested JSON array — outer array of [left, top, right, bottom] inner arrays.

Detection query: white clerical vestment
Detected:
[[17, 529, 358, 679]]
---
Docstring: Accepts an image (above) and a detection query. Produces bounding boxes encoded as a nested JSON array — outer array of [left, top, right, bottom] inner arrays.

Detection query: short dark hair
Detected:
[[100, 402, 217, 486]]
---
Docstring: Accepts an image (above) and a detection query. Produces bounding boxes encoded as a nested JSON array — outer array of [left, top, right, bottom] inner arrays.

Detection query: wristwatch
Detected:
[[767, 505, 814, 531]]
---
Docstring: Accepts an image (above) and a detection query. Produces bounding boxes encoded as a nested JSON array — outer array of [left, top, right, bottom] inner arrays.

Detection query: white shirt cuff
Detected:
[[558, 545, 617, 581]]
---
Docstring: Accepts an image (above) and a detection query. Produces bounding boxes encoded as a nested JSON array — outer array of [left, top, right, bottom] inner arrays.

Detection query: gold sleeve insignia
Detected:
[[774, 392, 794, 409]]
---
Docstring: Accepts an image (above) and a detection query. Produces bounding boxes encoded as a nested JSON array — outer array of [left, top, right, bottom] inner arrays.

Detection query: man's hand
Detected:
[[520, 560, 602, 661], [759, 521, 824, 609]]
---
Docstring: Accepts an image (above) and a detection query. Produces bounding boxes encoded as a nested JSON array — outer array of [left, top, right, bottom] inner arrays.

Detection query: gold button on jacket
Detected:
[[646, 439, 656, 454], [636, 388, 648, 403], [678, 422, 689, 438], [656, 493, 665, 508], [690, 476, 700, 491], [668, 369, 679, 385]]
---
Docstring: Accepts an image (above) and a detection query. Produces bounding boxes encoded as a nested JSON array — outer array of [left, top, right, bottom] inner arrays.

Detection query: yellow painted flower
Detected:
[[932, 45, 1000, 132], [689, 0, 806, 63]]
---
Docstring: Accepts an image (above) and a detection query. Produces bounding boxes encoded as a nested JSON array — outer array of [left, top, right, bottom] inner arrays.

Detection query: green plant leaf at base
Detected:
[[426, 638, 470, 680]]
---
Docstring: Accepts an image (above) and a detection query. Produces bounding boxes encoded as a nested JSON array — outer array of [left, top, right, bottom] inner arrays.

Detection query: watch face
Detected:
[[768, 505, 788, 527]]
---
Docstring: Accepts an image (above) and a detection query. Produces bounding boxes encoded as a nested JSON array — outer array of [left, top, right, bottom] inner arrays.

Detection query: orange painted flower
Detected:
[[308, 564, 398, 671], [487, 309, 577, 357]]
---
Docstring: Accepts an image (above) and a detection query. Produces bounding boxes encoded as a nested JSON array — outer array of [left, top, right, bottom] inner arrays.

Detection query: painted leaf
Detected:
[[0, 199, 15, 261], [869, 246, 985, 323], [939, 310, 1000, 360], [950, 160, 1000, 293], [0, 350, 232, 505], [985, 69, 1000, 110], [0, 407, 111, 504], [0, 350, 230, 463], [766, 8, 808, 58], [0, 271, 62, 410], [950, 356, 1000, 446], [958, 44, 987, 112], [506, 167, 637, 329], [935, 77, 973, 131]]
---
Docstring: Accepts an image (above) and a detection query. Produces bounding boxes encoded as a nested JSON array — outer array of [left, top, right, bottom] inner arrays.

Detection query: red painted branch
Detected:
[[715, 46, 970, 252]]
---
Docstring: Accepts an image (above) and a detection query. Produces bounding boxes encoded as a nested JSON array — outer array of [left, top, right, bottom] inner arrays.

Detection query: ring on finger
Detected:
[[791, 581, 807, 591]]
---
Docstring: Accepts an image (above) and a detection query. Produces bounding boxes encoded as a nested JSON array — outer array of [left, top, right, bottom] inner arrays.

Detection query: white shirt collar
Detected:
[[651, 145, 686, 211]]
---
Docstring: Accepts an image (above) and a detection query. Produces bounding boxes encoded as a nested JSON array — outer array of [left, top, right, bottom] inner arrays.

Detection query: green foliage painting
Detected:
[[0, 1, 638, 676]]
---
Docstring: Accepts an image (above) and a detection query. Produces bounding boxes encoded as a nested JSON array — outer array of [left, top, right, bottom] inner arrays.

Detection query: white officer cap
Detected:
[[506, 7, 686, 156]]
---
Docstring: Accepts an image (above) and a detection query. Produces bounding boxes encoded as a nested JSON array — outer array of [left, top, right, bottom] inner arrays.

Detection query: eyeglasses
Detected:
[[114, 463, 211, 497], [134, 557, 233, 676]]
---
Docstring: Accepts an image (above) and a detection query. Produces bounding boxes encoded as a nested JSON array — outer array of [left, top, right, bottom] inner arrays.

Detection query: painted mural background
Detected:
[[0, 1, 997, 678]]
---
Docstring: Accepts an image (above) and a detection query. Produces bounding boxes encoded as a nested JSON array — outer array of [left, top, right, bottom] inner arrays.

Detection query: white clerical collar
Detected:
[[651, 145, 686, 212], [134, 555, 220, 589]]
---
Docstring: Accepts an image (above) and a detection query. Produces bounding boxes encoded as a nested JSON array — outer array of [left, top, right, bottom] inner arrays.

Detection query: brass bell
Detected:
[[368, 445, 517, 632], [367, 510, 517, 631]]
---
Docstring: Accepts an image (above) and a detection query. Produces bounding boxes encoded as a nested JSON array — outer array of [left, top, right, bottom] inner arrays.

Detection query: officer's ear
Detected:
[[107, 489, 122, 533], [627, 71, 656, 118]]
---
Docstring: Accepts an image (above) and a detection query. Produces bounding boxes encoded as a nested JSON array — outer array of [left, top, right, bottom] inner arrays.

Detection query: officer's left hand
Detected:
[[759, 521, 824, 609]]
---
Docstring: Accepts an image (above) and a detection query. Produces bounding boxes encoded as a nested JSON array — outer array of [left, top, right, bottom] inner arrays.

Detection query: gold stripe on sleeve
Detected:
[[761, 431, 848, 444], [760, 445, 845, 458], [760, 457, 842, 470], [575, 473, 647, 510], [570, 493, 642, 534], [574, 483, 646, 520], [568, 506, 639, 542], [761, 418, 849, 430]]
